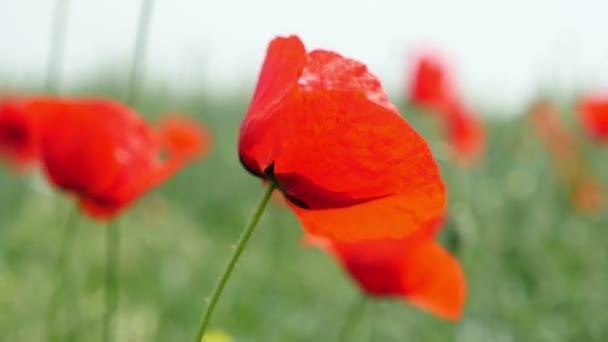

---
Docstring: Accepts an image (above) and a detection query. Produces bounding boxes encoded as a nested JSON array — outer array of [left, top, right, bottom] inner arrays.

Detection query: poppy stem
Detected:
[[336, 294, 367, 342], [126, 0, 156, 106], [46, 0, 71, 94], [45, 205, 80, 341], [194, 182, 277, 342], [102, 220, 120, 342]]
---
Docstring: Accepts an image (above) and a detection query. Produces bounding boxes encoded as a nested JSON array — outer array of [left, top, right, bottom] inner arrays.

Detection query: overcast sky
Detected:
[[1, 0, 607, 111]]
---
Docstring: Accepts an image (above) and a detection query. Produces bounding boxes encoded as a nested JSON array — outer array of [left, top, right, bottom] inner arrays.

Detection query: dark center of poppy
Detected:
[[0, 122, 28, 147]]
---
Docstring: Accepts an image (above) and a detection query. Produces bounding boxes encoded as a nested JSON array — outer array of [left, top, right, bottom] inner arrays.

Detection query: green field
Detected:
[[1, 80, 607, 341]]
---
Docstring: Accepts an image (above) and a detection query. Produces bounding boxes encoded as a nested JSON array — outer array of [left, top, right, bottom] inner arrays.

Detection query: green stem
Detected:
[[126, 0, 156, 106], [46, 0, 71, 93], [102, 220, 120, 342], [336, 294, 367, 342], [194, 183, 277, 342], [45, 206, 80, 341]]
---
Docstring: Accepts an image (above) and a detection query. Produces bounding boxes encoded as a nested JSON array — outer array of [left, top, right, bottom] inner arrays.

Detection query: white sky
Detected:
[[1, 0, 608, 112]]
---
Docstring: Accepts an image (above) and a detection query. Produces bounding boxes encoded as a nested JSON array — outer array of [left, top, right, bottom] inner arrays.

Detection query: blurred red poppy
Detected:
[[444, 101, 485, 168], [306, 217, 466, 321], [158, 115, 212, 159], [578, 95, 608, 141], [408, 54, 453, 113], [529, 100, 578, 164], [529, 99, 603, 213], [239, 35, 446, 242], [29, 98, 209, 219], [0, 97, 40, 169]]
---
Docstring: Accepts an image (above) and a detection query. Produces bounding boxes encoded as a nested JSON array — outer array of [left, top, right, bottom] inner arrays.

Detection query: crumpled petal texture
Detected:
[[240, 35, 446, 242]]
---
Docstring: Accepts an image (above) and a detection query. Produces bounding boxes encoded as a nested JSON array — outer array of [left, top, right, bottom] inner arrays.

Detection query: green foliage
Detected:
[[0, 83, 607, 341]]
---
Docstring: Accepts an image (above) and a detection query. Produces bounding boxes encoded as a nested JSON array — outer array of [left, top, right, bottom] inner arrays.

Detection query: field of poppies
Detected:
[[2, 2, 608, 342], [2, 74, 607, 341]]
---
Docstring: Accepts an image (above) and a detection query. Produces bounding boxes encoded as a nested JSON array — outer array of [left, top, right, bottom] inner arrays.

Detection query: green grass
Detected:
[[1, 82, 607, 341]]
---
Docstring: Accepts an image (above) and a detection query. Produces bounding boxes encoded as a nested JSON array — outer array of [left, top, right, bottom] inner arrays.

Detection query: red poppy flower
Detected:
[[239, 35, 446, 242], [578, 95, 608, 141], [408, 54, 453, 113], [0, 97, 40, 169], [306, 217, 466, 321], [444, 100, 485, 168], [29, 97, 208, 219]]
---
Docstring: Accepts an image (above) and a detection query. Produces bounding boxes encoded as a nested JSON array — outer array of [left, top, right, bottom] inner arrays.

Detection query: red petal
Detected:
[[275, 90, 445, 212], [409, 54, 453, 113], [289, 191, 445, 242], [445, 101, 485, 167], [400, 239, 466, 321], [0, 97, 39, 168], [239, 36, 307, 175], [579, 96, 608, 141], [300, 50, 397, 112], [32, 98, 122, 195], [80, 155, 187, 218], [332, 238, 405, 297], [159, 115, 211, 160]]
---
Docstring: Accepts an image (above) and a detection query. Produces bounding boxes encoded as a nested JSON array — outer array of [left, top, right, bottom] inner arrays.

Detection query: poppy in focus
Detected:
[[239, 35, 446, 242], [30, 97, 209, 219], [444, 101, 486, 168], [408, 54, 453, 113], [0, 97, 40, 169], [578, 95, 608, 141], [306, 217, 466, 321]]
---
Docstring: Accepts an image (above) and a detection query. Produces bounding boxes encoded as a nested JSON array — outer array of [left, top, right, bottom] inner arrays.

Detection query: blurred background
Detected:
[[1, 0, 608, 341], [2, 0, 608, 111]]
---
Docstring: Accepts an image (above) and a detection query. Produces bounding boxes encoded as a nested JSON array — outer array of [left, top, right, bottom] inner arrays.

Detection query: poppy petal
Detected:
[[409, 54, 453, 112], [79, 155, 186, 218], [445, 101, 485, 167], [300, 50, 397, 112], [159, 116, 211, 160], [400, 239, 466, 321], [0, 98, 39, 168], [289, 191, 445, 242], [239, 35, 307, 175], [579, 96, 608, 141], [30, 98, 122, 195], [275, 90, 445, 211]]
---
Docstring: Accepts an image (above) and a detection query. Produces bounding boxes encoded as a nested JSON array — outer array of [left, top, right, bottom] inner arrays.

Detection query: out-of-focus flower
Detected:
[[578, 95, 608, 141], [444, 101, 486, 168], [239, 35, 446, 242], [408, 54, 453, 113], [0, 97, 40, 169], [529, 100, 578, 166], [29, 97, 209, 219], [159, 115, 212, 159], [407, 52, 486, 167], [529, 99, 603, 213], [306, 216, 466, 321]]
